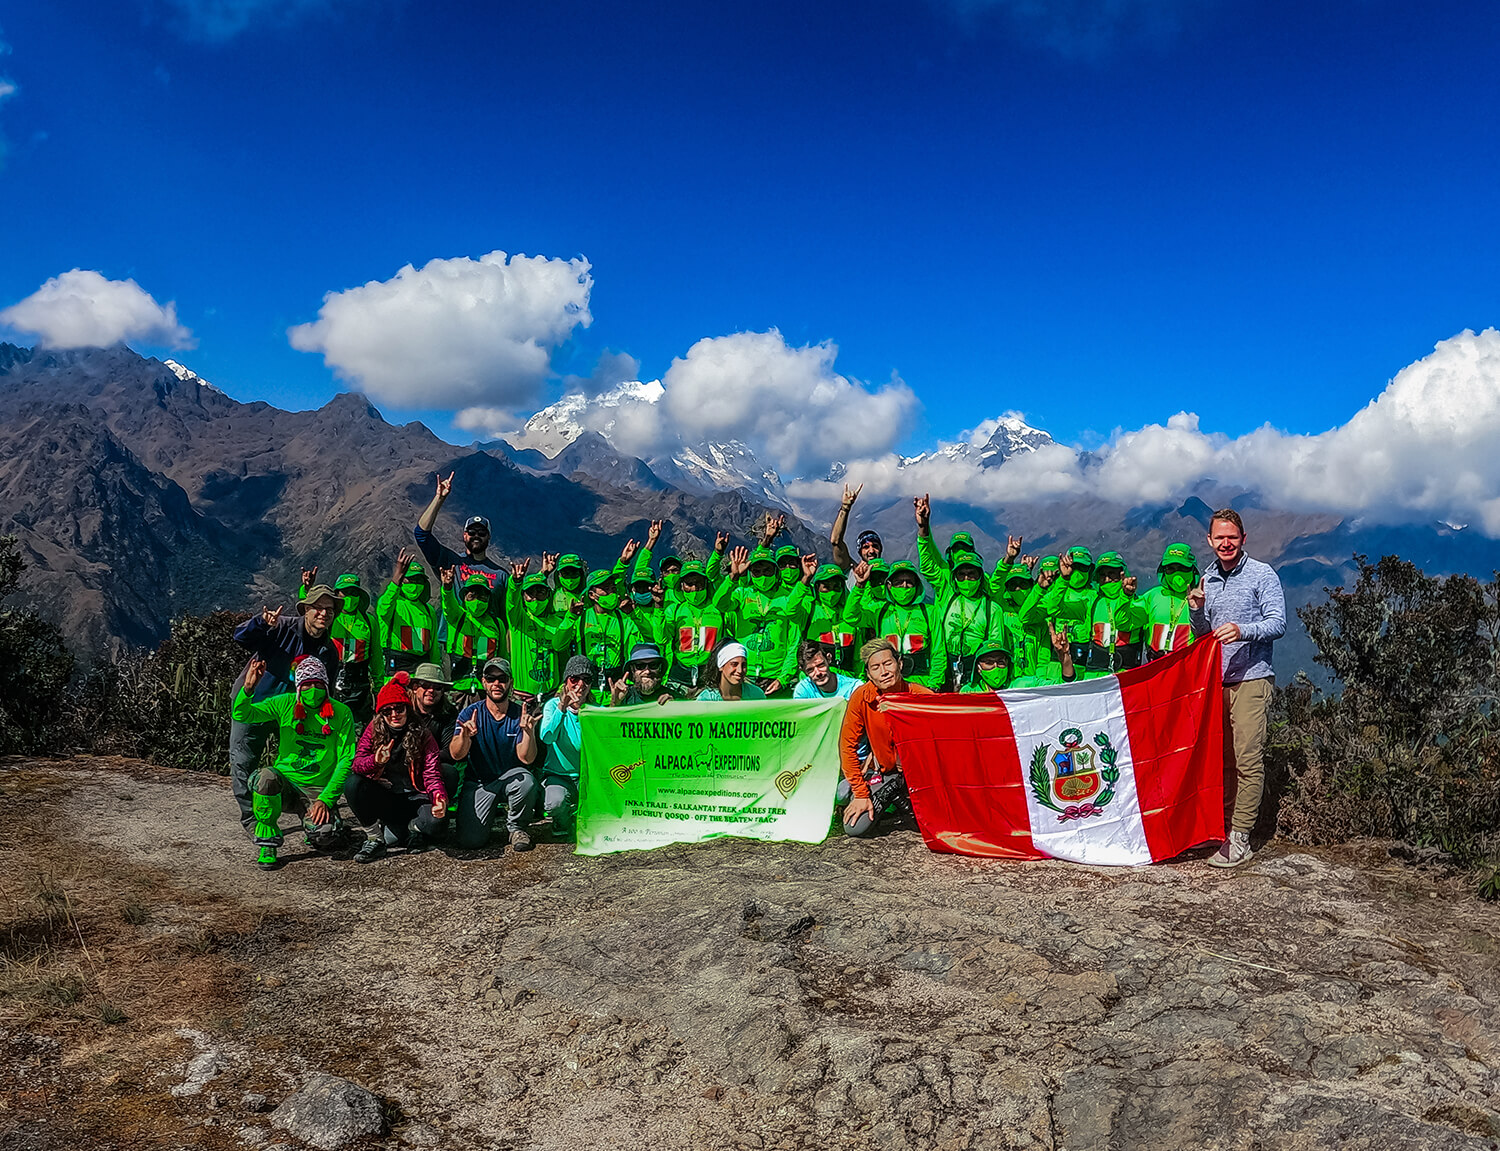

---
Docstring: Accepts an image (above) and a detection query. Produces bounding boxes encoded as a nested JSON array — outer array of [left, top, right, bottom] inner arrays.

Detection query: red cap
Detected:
[[376, 671, 412, 713]]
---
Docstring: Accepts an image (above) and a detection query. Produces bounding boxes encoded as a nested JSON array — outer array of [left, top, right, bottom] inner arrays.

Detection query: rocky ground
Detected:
[[3, 757, 1500, 1151]]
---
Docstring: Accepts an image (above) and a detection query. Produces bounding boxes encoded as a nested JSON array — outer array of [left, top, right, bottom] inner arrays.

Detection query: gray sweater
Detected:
[[1189, 553, 1286, 684]]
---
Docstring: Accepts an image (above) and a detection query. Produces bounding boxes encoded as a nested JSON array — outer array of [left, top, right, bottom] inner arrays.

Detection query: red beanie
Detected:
[[376, 671, 412, 713]]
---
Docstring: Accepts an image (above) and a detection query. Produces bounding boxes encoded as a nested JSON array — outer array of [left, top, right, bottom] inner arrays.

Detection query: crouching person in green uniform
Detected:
[[231, 655, 356, 871], [959, 627, 1075, 693]]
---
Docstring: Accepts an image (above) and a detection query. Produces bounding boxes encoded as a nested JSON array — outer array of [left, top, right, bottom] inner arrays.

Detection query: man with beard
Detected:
[[414, 471, 509, 616], [608, 643, 675, 706], [449, 658, 542, 852]]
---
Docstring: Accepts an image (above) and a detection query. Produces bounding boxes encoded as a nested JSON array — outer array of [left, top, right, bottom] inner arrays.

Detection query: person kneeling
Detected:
[[539, 656, 595, 839], [838, 639, 933, 838], [449, 658, 542, 852], [347, 673, 447, 863], [231, 656, 356, 870]]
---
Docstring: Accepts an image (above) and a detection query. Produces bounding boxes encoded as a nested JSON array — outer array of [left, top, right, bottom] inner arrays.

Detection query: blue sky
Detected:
[[1, 0, 1498, 464]]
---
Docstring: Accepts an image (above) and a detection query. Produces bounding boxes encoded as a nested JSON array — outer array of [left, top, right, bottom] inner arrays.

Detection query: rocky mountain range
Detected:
[[3, 342, 1498, 680], [0, 344, 818, 657]]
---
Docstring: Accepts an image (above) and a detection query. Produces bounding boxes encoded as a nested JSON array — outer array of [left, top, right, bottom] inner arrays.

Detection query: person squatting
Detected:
[[228, 476, 1284, 871]]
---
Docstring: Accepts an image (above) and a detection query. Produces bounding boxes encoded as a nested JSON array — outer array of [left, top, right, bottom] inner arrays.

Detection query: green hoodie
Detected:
[[858, 561, 946, 691], [301, 573, 381, 670], [230, 688, 355, 804], [713, 548, 813, 688], [505, 574, 575, 696], [442, 573, 506, 687], [806, 563, 864, 673], [664, 561, 727, 688], [1141, 543, 1199, 657], [377, 562, 437, 675]]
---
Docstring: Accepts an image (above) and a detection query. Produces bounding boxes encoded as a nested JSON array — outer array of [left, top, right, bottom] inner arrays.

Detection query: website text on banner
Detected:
[[576, 698, 845, 856], [882, 638, 1225, 865]]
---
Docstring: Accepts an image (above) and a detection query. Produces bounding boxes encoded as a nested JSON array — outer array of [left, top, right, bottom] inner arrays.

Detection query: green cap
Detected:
[[1159, 542, 1198, 572], [774, 545, 800, 564], [585, 569, 616, 591], [1037, 554, 1061, 575], [973, 637, 1014, 663], [334, 572, 364, 592], [460, 572, 492, 595], [678, 560, 708, 580], [557, 553, 584, 573], [401, 562, 429, 586], [945, 531, 978, 559], [748, 547, 777, 569], [659, 552, 682, 568], [1066, 546, 1094, 568], [521, 574, 550, 593], [951, 551, 986, 576], [867, 558, 891, 576], [1095, 550, 1129, 576], [888, 560, 921, 583], [813, 563, 844, 584], [1003, 563, 1034, 585]]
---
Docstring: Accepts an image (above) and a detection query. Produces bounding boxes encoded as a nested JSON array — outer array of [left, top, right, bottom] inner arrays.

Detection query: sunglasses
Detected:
[[382, 703, 409, 713], [483, 673, 512, 683]]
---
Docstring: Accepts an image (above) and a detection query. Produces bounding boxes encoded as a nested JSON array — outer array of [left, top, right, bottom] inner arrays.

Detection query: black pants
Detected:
[[345, 776, 444, 844], [836, 770, 910, 838]]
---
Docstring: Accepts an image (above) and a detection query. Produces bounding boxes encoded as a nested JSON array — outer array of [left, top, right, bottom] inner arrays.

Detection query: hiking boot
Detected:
[[509, 829, 534, 853], [256, 844, 279, 871], [354, 838, 386, 865], [1207, 831, 1254, 869], [405, 820, 428, 854]]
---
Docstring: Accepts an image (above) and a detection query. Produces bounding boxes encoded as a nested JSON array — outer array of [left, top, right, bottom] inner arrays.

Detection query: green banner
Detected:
[[576, 698, 846, 856]]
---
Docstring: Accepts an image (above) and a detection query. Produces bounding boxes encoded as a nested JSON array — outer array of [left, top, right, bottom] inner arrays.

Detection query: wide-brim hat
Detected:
[[298, 584, 341, 612]]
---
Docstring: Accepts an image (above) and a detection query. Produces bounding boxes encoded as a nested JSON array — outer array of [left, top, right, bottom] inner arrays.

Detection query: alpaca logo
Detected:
[[773, 763, 813, 799], [609, 759, 645, 788]]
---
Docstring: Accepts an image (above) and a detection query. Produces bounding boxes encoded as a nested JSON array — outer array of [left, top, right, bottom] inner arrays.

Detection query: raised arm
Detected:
[[830, 483, 861, 571]]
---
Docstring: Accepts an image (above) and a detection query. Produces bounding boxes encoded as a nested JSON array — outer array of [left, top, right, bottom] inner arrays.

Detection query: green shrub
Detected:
[[0, 536, 75, 754]]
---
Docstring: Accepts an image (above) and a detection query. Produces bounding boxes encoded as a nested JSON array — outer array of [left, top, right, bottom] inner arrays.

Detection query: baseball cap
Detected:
[[463, 515, 491, 532], [481, 657, 513, 679]]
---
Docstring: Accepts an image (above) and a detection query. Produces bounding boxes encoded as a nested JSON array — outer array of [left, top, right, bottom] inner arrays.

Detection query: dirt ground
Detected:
[[4, 756, 1500, 1151]]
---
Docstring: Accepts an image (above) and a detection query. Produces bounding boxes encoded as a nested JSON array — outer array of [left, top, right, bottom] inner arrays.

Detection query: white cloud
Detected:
[[798, 328, 1500, 537], [289, 250, 593, 410], [0, 269, 194, 349], [659, 330, 918, 475]]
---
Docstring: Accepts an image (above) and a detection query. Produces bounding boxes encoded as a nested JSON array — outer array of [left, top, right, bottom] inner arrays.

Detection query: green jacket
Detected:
[[853, 591, 947, 692], [1040, 581, 1148, 679], [504, 579, 575, 696], [230, 689, 355, 805], [577, 607, 644, 703], [713, 578, 813, 686], [441, 578, 506, 666], [376, 579, 437, 667], [1140, 585, 1196, 656], [806, 586, 865, 673]]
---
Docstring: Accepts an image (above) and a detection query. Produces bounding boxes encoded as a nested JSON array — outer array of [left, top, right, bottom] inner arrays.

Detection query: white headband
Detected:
[[716, 643, 748, 668]]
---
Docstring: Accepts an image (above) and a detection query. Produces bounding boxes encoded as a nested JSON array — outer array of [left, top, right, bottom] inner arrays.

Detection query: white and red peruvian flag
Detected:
[[882, 639, 1225, 865]]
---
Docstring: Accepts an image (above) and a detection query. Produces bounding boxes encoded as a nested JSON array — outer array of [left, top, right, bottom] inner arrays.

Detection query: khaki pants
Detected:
[[1224, 677, 1272, 835]]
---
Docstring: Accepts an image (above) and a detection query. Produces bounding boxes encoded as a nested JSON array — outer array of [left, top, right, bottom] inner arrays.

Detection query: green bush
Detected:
[[0, 536, 76, 754], [1270, 555, 1500, 887]]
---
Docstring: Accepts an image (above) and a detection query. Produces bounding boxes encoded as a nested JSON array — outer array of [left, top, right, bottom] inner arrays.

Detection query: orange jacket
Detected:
[[838, 680, 933, 798]]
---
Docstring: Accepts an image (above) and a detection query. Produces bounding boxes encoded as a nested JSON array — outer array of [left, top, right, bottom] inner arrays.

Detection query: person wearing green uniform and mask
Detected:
[[775, 545, 803, 592], [1141, 542, 1199, 661], [1013, 555, 1067, 681], [1041, 549, 1147, 678], [377, 549, 437, 682], [440, 569, 506, 696], [503, 565, 575, 698], [806, 562, 864, 674], [576, 569, 643, 704], [865, 556, 947, 692], [550, 553, 588, 617], [629, 519, 682, 611], [664, 560, 725, 692], [232, 655, 355, 870], [299, 569, 381, 724], [713, 546, 814, 697], [959, 626, 1076, 693], [913, 494, 1009, 689]]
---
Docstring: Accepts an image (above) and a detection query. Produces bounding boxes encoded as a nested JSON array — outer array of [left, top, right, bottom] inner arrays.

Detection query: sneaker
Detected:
[[1207, 831, 1254, 869], [405, 821, 428, 854], [354, 838, 386, 865], [508, 829, 534, 853], [256, 844, 279, 871]]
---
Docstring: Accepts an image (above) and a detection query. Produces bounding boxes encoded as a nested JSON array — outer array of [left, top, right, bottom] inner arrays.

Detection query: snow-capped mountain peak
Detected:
[[162, 358, 224, 394]]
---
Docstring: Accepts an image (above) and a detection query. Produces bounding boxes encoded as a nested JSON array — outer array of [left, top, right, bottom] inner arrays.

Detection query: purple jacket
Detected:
[[352, 722, 445, 803]]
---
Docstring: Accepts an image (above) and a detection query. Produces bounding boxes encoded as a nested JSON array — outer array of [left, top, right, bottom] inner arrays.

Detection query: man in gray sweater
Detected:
[[1188, 508, 1286, 868]]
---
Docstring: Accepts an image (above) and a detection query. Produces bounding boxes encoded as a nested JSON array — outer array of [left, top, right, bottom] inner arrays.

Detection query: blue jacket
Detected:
[[1190, 554, 1285, 684], [231, 615, 340, 702]]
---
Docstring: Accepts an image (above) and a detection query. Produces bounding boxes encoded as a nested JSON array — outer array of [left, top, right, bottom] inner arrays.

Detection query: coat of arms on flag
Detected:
[[1030, 728, 1119, 820]]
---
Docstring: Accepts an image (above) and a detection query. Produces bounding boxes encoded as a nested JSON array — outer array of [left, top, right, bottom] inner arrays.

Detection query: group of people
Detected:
[[227, 477, 1285, 871]]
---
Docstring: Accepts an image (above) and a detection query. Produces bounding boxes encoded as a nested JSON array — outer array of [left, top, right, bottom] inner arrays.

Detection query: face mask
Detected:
[[779, 567, 799, 588], [663, 573, 681, 591], [632, 591, 654, 607], [681, 586, 708, 607], [340, 595, 359, 614], [466, 595, 489, 615], [1067, 568, 1091, 590], [1006, 584, 1029, 608], [559, 573, 583, 592], [955, 576, 982, 599], [889, 583, 920, 607], [596, 593, 621, 611], [750, 573, 777, 594], [817, 585, 843, 604], [524, 595, 548, 617], [867, 583, 889, 602], [979, 665, 1011, 689], [400, 581, 424, 600], [1098, 580, 1124, 601], [299, 685, 327, 709], [1162, 571, 1194, 597]]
